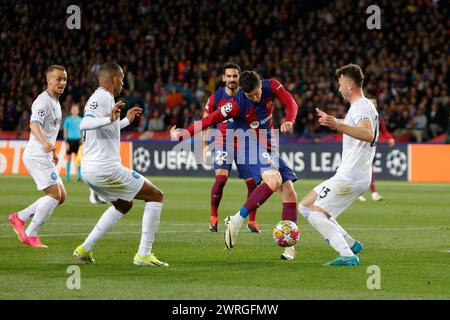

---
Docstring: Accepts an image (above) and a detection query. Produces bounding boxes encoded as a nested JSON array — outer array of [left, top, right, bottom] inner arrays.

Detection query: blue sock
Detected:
[[66, 159, 71, 179], [77, 166, 81, 180], [239, 207, 249, 219]]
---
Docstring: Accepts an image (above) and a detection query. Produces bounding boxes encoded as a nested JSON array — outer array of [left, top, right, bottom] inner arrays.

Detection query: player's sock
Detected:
[[138, 202, 163, 257], [307, 211, 354, 256], [82, 206, 123, 252], [238, 183, 274, 219], [18, 198, 41, 221], [77, 165, 81, 180], [25, 196, 59, 237], [66, 158, 71, 180], [282, 202, 298, 223], [370, 175, 376, 193], [299, 204, 311, 219], [329, 217, 355, 247], [211, 175, 228, 217], [245, 179, 258, 221]]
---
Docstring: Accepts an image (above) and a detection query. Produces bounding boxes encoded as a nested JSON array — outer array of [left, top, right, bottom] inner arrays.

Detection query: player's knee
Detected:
[[264, 171, 282, 191], [154, 189, 164, 202], [115, 201, 133, 214], [59, 190, 66, 205]]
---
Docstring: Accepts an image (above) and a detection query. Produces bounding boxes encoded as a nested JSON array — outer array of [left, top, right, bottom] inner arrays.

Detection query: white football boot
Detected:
[[281, 246, 296, 260], [224, 216, 240, 250], [371, 192, 383, 201]]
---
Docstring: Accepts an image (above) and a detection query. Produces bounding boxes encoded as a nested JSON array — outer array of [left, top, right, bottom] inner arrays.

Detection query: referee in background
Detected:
[[63, 104, 82, 181]]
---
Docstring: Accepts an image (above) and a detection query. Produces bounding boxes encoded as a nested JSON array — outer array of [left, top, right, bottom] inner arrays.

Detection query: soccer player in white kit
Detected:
[[8, 65, 68, 248], [73, 62, 168, 267], [299, 64, 379, 266]]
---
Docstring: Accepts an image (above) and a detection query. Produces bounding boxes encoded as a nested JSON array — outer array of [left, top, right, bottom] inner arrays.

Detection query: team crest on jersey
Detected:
[[131, 171, 141, 179], [50, 172, 57, 181], [38, 109, 45, 117], [222, 103, 233, 113], [89, 101, 98, 110]]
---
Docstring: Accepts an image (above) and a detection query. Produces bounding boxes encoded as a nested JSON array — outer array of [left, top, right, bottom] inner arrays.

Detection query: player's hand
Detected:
[[388, 138, 395, 147], [316, 108, 338, 130], [43, 141, 56, 153], [280, 121, 294, 134], [110, 101, 125, 122], [52, 151, 59, 165], [126, 106, 143, 123], [170, 125, 181, 140]]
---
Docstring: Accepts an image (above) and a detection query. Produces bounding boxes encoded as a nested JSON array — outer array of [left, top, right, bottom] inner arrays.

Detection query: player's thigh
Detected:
[[313, 176, 366, 218], [81, 166, 144, 203], [215, 168, 230, 176], [261, 168, 282, 191], [23, 157, 63, 191]]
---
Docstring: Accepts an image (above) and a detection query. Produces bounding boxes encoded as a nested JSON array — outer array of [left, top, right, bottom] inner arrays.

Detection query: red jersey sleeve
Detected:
[[379, 116, 393, 140], [204, 94, 215, 115], [184, 100, 240, 137], [270, 79, 298, 123]]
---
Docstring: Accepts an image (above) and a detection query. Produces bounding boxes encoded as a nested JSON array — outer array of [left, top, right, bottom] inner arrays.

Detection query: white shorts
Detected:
[[81, 165, 145, 202], [23, 156, 63, 190], [313, 175, 369, 218]]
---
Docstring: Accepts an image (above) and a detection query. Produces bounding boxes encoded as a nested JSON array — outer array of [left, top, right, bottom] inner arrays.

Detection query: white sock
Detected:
[[299, 204, 311, 219], [307, 211, 354, 257], [231, 212, 244, 229], [82, 206, 123, 252], [329, 217, 355, 247], [25, 196, 59, 236], [18, 198, 41, 221], [138, 202, 163, 257]]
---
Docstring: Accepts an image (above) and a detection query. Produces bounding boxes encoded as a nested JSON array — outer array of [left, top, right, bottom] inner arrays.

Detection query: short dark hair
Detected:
[[223, 62, 241, 74], [45, 65, 66, 76], [239, 70, 261, 93], [335, 64, 364, 87], [98, 62, 123, 80]]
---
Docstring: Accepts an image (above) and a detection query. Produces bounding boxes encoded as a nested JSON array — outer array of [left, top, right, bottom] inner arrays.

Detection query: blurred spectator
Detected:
[[147, 109, 166, 132], [0, 0, 447, 142]]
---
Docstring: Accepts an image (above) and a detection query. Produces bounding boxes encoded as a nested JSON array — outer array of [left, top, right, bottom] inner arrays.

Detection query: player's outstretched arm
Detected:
[[80, 101, 124, 131], [316, 108, 374, 143], [171, 102, 238, 141]]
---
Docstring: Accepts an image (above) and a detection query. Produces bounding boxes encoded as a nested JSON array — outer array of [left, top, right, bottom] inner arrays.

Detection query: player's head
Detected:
[[45, 65, 67, 96], [70, 104, 80, 116], [98, 62, 124, 96], [336, 64, 364, 101], [239, 70, 262, 103], [222, 62, 240, 91]]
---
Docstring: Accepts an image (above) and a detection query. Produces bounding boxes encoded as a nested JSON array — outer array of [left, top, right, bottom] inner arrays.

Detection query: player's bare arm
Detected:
[[316, 108, 374, 143], [30, 122, 55, 153]]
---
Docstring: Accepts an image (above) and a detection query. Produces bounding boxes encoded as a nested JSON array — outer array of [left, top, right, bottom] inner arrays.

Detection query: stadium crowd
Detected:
[[1, 0, 448, 141]]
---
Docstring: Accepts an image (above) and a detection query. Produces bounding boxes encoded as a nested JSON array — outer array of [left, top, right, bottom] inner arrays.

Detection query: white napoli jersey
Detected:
[[23, 91, 62, 160], [336, 97, 379, 183], [81, 87, 121, 172]]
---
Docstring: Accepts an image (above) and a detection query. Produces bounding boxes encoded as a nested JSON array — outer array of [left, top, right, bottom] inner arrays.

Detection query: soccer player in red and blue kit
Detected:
[[171, 70, 300, 260], [202, 63, 260, 233]]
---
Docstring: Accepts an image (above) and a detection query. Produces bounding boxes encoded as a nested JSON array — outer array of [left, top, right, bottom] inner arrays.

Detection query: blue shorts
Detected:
[[213, 148, 253, 179], [244, 148, 298, 185]]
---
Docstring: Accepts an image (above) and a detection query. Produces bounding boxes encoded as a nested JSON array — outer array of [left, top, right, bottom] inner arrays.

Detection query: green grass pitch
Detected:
[[0, 175, 449, 299]]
